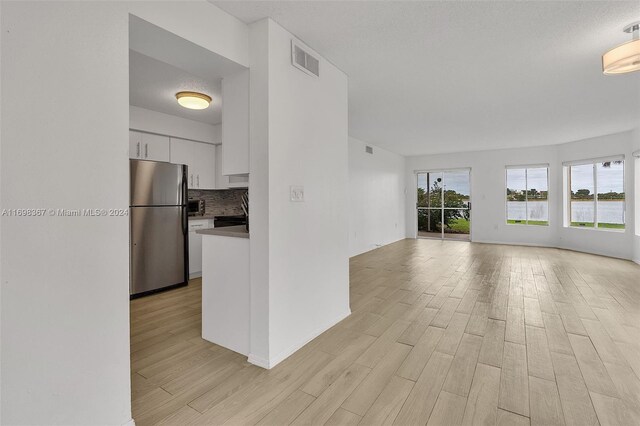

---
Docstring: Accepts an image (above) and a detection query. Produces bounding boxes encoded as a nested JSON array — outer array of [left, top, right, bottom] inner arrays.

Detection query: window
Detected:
[[565, 157, 625, 230], [506, 165, 549, 226]]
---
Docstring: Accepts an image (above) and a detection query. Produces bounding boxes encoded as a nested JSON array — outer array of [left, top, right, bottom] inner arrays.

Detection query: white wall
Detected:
[[633, 128, 640, 264], [130, 105, 221, 144], [248, 19, 350, 368], [349, 137, 406, 256], [0, 1, 248, 424], [405, 130, 637, 260]]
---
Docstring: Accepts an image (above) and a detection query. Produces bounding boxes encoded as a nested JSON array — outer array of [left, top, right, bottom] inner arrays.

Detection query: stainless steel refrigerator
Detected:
[[130, 159, 188, 297]]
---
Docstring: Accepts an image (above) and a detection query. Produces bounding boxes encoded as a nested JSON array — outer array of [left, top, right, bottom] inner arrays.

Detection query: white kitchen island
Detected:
[[196, 226, 250, 356]]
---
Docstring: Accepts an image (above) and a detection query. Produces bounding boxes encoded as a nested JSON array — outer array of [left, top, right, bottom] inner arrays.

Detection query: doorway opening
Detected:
[[417, 169, 471, 241]]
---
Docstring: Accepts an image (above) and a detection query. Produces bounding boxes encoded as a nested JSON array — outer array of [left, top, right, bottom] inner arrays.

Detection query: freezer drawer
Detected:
[[130, 206, 187, 295]]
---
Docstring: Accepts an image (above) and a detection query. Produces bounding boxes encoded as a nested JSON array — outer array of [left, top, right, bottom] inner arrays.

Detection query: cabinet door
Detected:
[[221, 69, 250, 175], [215, 145, 229, 189], [141, 133, 170, 162], [129, 131, 142, 159], [188, 231, 203, 277], [170, 138, 196, 188], [193, 142, 216, 189]]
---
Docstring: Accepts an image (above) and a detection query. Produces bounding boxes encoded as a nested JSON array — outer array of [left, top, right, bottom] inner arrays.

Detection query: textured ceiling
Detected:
[[212, 1, 640, 156], [129, 50, 222, 125]]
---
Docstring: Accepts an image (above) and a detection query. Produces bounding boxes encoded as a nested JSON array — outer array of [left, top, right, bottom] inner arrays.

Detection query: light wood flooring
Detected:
[[131, 239, 640, 425]]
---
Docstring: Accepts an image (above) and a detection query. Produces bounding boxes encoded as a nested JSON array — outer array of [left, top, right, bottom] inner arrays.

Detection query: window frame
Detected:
[[563, 155, 626, 232], [505, 164, 550, 227]]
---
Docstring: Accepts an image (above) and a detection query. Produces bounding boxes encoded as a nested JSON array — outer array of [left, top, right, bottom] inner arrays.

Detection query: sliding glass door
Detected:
[[417, 169, 471, 240]]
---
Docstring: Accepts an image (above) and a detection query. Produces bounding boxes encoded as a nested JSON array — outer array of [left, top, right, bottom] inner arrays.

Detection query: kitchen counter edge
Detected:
[[196, 225, 249, 239]]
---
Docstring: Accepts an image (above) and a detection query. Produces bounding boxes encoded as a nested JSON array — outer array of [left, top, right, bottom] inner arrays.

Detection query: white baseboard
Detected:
[[456, 239, 636, 263], [189, 271, 202, 279], [122, 418, 135, 426], [247, 353, 271, 369], [350, 236, 406, 258], [471, 239, 554, 249], [248, 308, 352, 369]]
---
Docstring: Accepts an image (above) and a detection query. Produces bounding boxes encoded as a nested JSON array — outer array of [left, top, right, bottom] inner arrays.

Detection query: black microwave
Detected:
[[188, 199, 205, 216]]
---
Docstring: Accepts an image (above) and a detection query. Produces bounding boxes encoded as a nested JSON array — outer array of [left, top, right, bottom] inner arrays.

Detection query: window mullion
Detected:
[[593, 163, 598, 228], [525, 168, 529, 225]]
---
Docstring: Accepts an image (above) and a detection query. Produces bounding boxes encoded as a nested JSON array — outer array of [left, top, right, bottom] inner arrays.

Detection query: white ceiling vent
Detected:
[[365, 146, 374, 154], [291, 40, 319, 77]]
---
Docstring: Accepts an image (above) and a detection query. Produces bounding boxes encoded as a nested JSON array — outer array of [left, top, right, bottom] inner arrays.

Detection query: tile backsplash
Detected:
[[189, 189, 247, 217]]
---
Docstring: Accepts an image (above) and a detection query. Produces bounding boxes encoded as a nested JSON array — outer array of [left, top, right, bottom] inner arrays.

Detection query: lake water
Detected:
[[506, 200, 625, 224]]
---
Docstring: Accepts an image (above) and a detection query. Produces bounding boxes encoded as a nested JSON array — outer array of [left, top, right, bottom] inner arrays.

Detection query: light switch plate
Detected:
[[290, 185, 304, 202]]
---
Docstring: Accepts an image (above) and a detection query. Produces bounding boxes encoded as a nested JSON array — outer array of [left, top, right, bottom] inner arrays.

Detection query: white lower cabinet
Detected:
[[170, 137, 216, 189], [188, 219, 214, 278]]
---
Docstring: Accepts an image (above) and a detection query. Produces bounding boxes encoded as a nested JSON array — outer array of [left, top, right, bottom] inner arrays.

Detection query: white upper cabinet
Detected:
[[170, 137, 216, 190], [129, 130, 170, 162], [193, 142, 216, 189], [221, 69, 249, 176]]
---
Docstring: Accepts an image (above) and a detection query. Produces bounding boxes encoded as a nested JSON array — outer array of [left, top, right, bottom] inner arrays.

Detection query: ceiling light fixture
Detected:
[[175, 91, 212, 110], [603, 21, 640, 75]]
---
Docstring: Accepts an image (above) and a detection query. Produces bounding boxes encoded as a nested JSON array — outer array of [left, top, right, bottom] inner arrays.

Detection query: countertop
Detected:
[[189, 215, 217, 221], [196, 225, 249, 239]]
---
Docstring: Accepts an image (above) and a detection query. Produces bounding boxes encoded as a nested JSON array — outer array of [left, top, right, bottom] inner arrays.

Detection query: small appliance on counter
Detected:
[[130, 159, 188, 297], [188, 199, 205, 217]]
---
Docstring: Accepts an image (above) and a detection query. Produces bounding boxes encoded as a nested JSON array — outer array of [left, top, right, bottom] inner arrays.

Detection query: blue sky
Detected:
[[418, 171, 469, 196]]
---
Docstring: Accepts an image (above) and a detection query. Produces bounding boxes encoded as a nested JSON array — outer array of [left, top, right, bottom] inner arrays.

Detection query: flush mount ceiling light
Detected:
[[175, 91, 212, 110], [603, 21, 640, 75]]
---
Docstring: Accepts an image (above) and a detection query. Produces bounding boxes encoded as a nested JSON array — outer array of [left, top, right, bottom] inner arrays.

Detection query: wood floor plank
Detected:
[[359, 375, 414, 426], [156, 405, 203, 425], [506, 306, 526, 344], [431, 297, 462, 328], [550, 351, 600, 426], [342, 342, 410, 416], [603, 362, 640, 409], [589, 392, 638, 426], [524, 297, 545, 328], [525, 325, 555, 381], [187, 365, 266, 414], [254, 390, 316, 426], [394, 351, 453, 425], [529, 376, 565, 426], [496, 409, 531, 426], [302, 333, 376, 397], [499, 341, 529, 417], [478, 319, 505, 368], [443, 333, 483, 397], [356, 320, 410, 368], [397, 326, 444, 381], [426, 391, 467, 426], [292, 363, 371, 425], [567, 334, 618, 398], [581, 318, 627, 366], [462, 363, 501, 426], [556, 302, 588, 336], [324, 408, 362, 425], [397, 307, 438, 345], [542, 312, 573, 355], [466, 302, 490, 336], [436, 312, 471, 355]]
